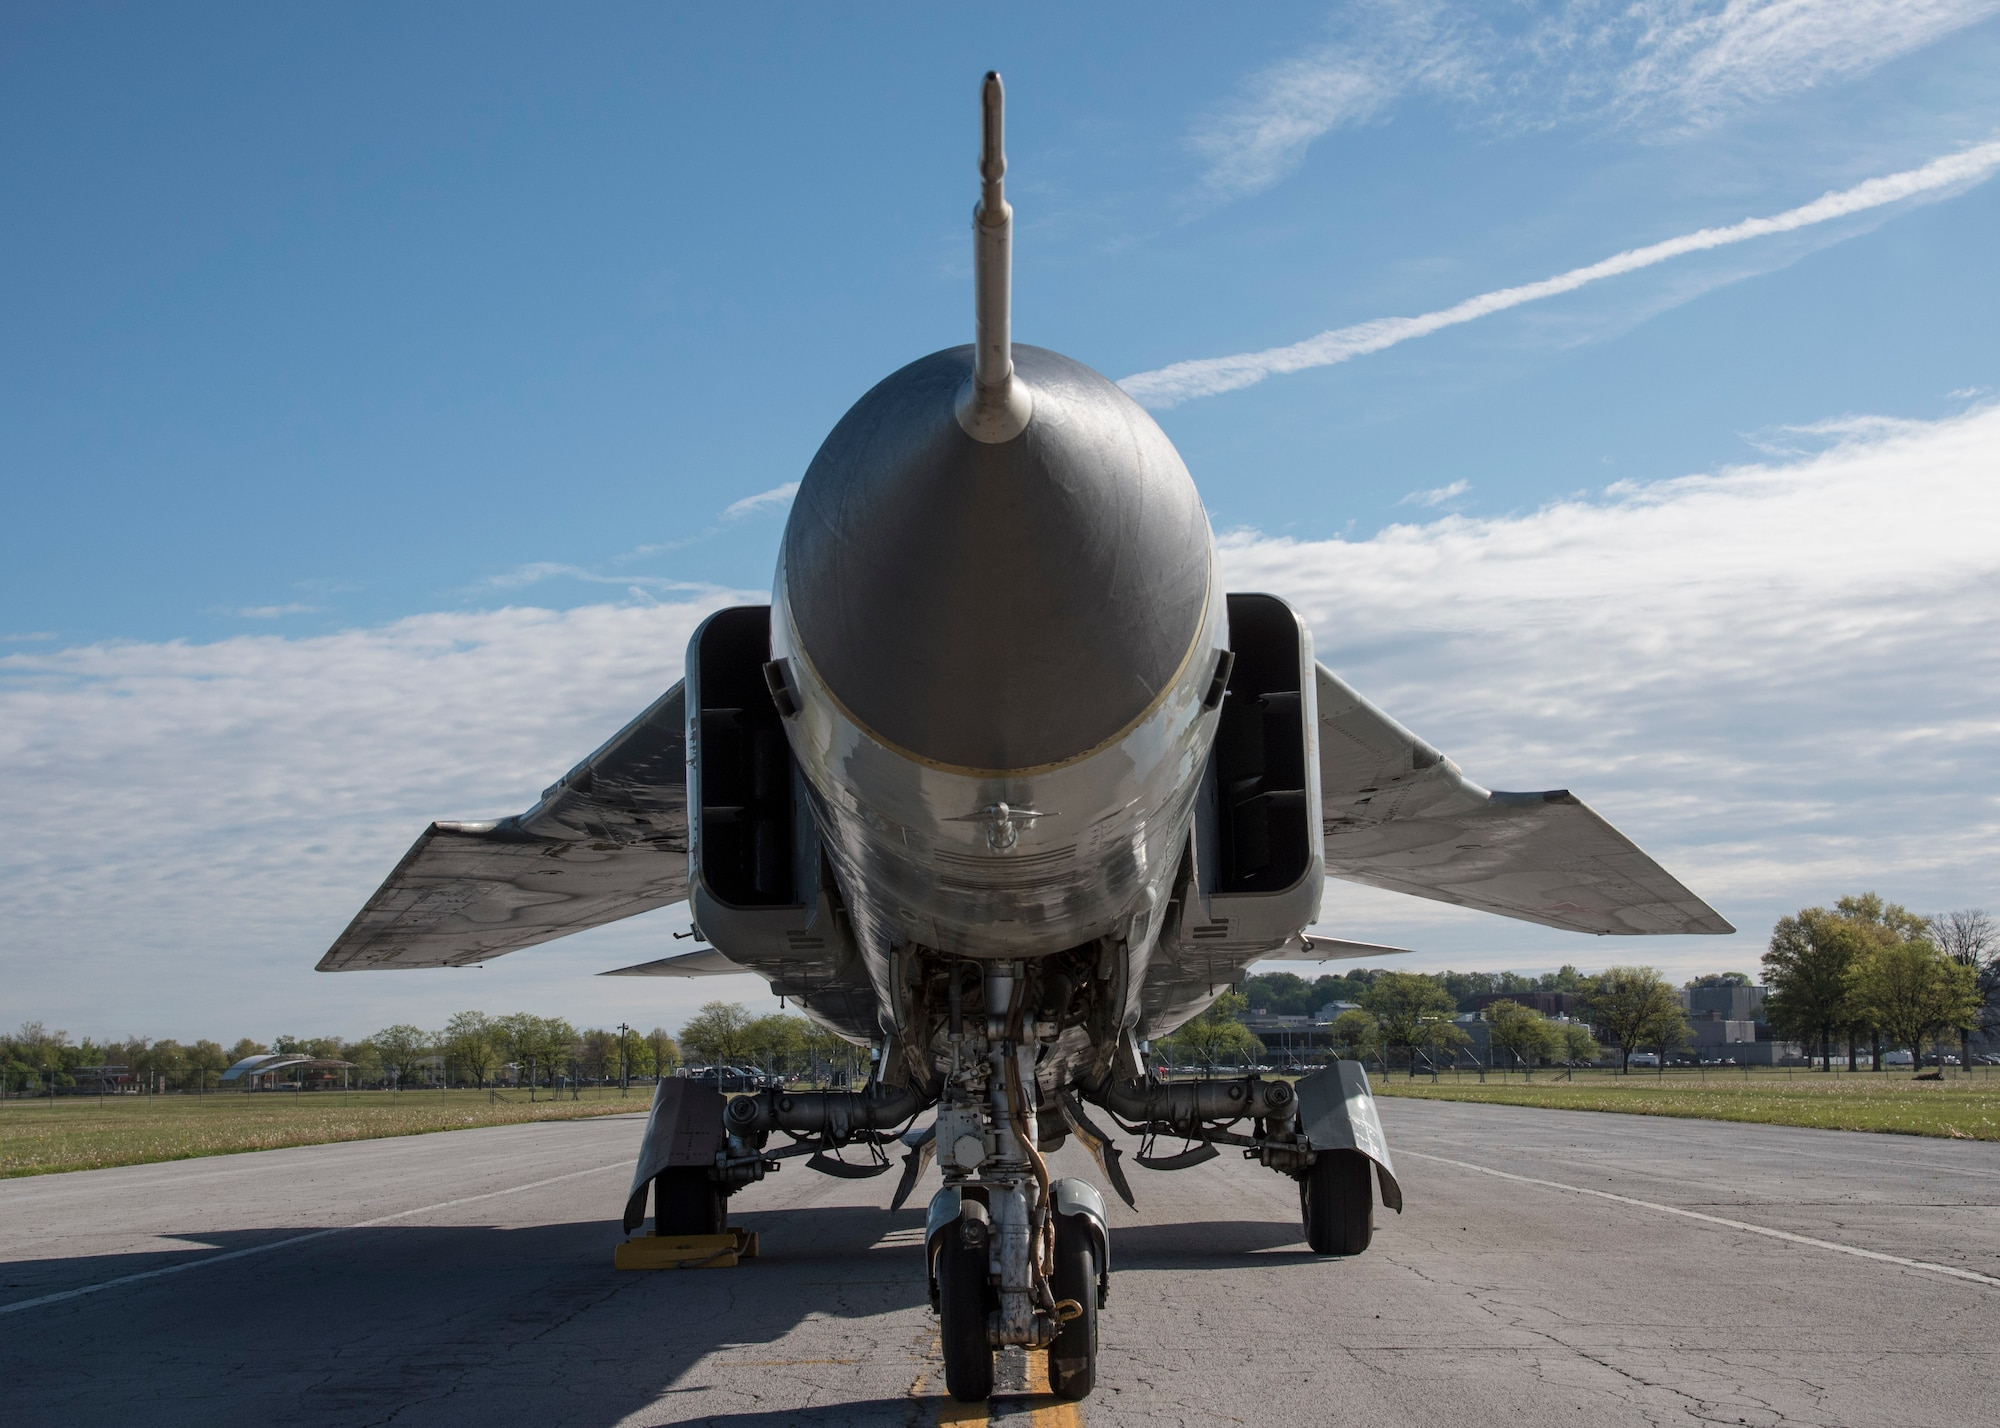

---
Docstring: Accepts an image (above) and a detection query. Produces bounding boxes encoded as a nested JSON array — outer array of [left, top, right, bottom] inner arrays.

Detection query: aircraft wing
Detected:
[[600, 948, 746, 977], [318, 682, 690, 970], [1254, 937, 1415, 962], [1314, 664, 1732, 936]]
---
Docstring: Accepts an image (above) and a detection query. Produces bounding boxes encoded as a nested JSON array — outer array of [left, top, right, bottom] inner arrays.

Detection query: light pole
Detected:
[[618, 1023, 631, 1097]]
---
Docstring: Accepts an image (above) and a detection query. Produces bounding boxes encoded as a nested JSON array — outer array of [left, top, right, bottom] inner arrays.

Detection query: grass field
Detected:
[[1369, 1066, 2000, 1140], [0, 1087, 651, 1178], [12, 1068, 2000, 1179]]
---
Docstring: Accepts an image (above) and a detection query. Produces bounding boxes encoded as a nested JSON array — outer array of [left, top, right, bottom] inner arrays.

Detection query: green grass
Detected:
[[1369, 1065, 2000, 1140], [0, 1087, 651, 1178]]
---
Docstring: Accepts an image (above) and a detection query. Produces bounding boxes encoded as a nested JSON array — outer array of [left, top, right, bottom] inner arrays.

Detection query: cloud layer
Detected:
[[1231, 401, 2000, 969], [1125, 138, 2000, 407], [1191, 1, 2000, 197], [5, 405, 1998, 1030]]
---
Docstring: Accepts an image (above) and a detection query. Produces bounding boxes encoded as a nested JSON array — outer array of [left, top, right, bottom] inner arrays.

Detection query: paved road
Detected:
[[3, 1098, 1996, 1427]]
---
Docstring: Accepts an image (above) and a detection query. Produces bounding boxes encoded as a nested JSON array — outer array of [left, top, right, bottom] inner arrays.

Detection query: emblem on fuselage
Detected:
[[946, 801, 1054, 853]]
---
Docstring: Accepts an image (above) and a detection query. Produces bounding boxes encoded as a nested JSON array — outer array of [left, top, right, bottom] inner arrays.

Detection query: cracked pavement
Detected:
[[1, 1096, 1994, 1426]]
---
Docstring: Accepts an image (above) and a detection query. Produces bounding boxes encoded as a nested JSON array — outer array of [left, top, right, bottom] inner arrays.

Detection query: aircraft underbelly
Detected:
[[771, 562, 1226, 964]]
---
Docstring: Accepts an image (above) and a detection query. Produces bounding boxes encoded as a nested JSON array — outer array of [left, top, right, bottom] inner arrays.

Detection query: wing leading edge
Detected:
[[318, 682, 691, 971], [1313, 664, 1732, 937]]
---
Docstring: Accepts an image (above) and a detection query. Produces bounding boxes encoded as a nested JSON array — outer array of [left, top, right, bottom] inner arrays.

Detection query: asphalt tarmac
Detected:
[[3, 1095, 1996, 1428]]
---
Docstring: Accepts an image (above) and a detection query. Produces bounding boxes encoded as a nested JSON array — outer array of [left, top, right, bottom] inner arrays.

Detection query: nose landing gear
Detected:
[[925, 959, 1108, 1403]]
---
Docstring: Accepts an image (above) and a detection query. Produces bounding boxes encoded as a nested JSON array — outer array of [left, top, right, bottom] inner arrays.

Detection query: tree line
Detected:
[[1159, 972, 1619, 1076], [9, 895, 1990, 1092], [1762, 897, 1994, 1071], [3, 1001, 872, 1095], [0, 1014, 685, 1093], [1165, 894, 1997, 1077]]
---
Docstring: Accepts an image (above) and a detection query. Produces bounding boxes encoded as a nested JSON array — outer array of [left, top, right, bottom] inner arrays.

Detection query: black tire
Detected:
[[937, 1235, 993, 1402], [653, 1168, 724, 1237], [1047, 1217, 1099, 1401], [1301, 1150, 1373, 1255]]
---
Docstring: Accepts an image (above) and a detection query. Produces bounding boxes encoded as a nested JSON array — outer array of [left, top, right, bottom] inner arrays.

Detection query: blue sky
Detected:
[[5, 2, 2000, 1039]]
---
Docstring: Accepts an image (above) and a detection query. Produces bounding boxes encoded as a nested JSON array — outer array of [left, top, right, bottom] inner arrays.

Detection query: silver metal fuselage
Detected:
[[770, 550, 1228, 1011]]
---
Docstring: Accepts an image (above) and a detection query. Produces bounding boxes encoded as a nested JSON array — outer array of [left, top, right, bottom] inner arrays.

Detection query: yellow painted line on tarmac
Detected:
[[1017, 1351, 1084, 1428], [915, 1339, 1084, 1427]]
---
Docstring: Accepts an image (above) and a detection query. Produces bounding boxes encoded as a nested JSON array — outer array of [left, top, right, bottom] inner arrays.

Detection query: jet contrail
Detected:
[[1120, 138, 2000, 409]]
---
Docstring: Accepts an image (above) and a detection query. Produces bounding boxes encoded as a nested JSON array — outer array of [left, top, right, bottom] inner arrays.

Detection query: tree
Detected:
[[12, 1022, 79, 1091], [1536, 964, 1590, 994], [1929, 909, 1997, 1067], [186, 1040, 228, 1091], [491, 1014, 577, 1085], [1328, 1008, 1380, 1061], [137, 1039, 188, 1092], [800, 1022, 860, 1084], [645, 1026, 682, 1077], [345, 1040, 385, 1086], [1582, 967, 1687, 1073], [1762, 909, 1866, 1068], [1837, 893, 1928, 942], [1558, 1023, 1601, 1065], [371, 1024, 433, 1085], [1484, 999, 1561, 1078], [744, 1014, 808, 1076], [443, 1012, 497, 1087], [1686, 972, 1752, 989], [227, 1037, 266, 1065], [1158, 991, 1264, 1070], [579, 1028, 619, 1082], [1360, 973, 1465, 1076], [1848, 938, 1981, 1074], [680, 1002, 757, 1065]]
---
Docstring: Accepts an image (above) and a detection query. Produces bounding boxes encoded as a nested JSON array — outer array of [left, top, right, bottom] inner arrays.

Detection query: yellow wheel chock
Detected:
[[614, 1227, 759, 1270]]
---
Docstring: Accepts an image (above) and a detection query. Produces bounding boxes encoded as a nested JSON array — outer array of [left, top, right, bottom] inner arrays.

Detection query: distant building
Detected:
[[1683, 983, 1767, 1022], [1469, 991, 1582, 1019]]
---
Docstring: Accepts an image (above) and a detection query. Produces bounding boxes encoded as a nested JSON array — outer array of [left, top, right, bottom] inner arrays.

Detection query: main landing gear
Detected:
[[652, 1167, 727, 1237], [1300, 1148, 1372, 1256]]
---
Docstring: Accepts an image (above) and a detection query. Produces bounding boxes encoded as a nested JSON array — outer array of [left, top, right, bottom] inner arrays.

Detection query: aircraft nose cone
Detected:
[[782, 345, 1214, 774]]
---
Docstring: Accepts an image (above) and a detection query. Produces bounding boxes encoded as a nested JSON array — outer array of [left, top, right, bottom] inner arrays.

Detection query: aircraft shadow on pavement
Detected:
[[1110, 1217, 1318, 1268], [0, 1203, 932, 1428]]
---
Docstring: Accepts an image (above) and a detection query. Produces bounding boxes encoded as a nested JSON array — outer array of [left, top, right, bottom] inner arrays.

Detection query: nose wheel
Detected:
[[936, 1234, 994, 1401], [1047, 1214, 1099, 1400]]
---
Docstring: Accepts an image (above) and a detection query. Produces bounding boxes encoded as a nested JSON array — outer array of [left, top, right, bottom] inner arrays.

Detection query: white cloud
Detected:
[[1401, 479, 1471, 507], [1190, 2, 1477, 200], [6, 408, 1999, 1024], [1190, 2, 1999, 201], [720, 481, 802, 522], [1228, 400, 2000, 973], [221, 603, 322, 619], [0, 598, 767, 1040], [1124, 137, 2000, 407], [1610, 0, 2000, 130]]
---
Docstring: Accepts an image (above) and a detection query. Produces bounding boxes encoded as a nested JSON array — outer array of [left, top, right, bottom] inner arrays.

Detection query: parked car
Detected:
[[1881, 1049, 1915, 1066], [1626, 1052, 1661, 1068], [685, 1065, 765, 1091]]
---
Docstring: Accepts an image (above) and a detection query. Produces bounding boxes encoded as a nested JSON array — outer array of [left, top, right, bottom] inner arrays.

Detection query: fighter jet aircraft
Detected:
[[320, 73, 1730, 1402]]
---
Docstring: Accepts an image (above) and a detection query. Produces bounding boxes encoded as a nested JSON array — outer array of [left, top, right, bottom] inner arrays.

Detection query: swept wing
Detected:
[[318, 682, 690, 970], [1314, 664, 1731, 936]]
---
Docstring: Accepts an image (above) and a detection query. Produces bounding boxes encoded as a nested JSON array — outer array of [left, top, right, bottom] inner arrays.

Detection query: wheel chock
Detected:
[[614, 1227, 758, 1270]]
